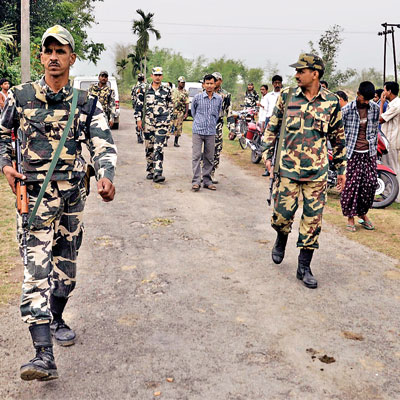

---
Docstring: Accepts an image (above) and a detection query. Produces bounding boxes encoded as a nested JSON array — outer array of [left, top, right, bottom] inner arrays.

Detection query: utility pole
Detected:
[[378, 23, 400, 84], [21, 0, 31, 83]]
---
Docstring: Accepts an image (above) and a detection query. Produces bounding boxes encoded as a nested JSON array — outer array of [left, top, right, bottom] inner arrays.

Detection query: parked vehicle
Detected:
[[327, 132, 399, 209], [185, 82, 203, 117], [237, 122, 265, 163], [72, 76, 120, 129], [231, 106, 258, 140]]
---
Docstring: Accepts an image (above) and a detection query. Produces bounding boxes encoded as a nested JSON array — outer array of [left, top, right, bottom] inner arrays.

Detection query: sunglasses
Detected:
[[100, 74, 108, 78], [153, 74, 162, 76]]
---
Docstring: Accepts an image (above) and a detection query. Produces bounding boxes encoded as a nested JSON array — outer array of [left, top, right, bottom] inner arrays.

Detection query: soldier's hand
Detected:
[[137, 120, 142, 131], [336, 175, 346, 192], [97, 178, 115, 202], [3, 165, 26, 194], [265, 160, 272, 175]]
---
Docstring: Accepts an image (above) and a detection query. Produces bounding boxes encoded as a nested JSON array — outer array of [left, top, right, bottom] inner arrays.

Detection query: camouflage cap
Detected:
[[212, 72, 222, 80], [289, 53, 324, 72], [41, 25, 75, 51], [178, 76, 185, 82], [152, 66, 163, 75], [99, 70, 109, 76]]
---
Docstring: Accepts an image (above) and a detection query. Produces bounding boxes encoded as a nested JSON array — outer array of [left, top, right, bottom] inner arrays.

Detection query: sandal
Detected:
[[346, 224, 356, 232], [358, 219, 374, 230]]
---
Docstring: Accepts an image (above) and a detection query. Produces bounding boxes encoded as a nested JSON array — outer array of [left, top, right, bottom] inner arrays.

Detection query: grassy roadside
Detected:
[[183, 120, 400, 265], [0, 175, 20, 305]]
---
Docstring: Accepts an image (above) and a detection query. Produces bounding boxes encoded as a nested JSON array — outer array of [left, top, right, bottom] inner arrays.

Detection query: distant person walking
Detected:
[[379, 81, 400, 202], [264, 75, 283, 128], [0, 78, 10, 111], [131, 73, 146, 143], [258, 84, 269, 132], [191, 74, 222, 191], [340, 81, 379, 231], [244, 83, 259, 108]]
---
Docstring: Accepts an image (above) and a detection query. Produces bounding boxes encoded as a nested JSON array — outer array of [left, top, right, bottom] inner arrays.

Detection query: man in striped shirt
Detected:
[[191, 74, 222, 191]]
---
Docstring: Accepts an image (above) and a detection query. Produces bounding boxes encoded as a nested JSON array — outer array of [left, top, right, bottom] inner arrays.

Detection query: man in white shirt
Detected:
[[264, 75, 283, 128], [261, 75, 283, 177], [258, 84, 269, 131], [379, 81, 400, 202]]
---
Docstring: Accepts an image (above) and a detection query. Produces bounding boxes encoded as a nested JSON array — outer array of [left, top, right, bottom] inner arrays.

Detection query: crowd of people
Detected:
[[0, 23, 400, 382]]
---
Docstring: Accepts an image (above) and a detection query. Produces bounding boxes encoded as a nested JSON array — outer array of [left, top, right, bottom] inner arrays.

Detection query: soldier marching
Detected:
[[131, 72, 146, 143]]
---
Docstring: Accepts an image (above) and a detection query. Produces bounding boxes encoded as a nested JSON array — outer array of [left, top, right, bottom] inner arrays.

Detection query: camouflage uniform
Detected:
[[168, 88, 189, 138], [134, 83, 173, 174], [213, 87, 235, 174], [244, 90, 259, 108], [131, 81, 146, 138], [0, 78, 117, 325], [263, 85, 346, 249], [88, 83, 116, 123]]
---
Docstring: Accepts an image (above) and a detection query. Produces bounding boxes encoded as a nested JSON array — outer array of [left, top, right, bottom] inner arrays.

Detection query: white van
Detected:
[[185, 81, 203, 117], [72, 76, 120, 129]]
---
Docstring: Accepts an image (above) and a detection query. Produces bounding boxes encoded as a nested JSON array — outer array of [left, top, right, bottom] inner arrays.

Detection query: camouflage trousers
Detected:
[[212, 119, 224, 174], [18, 180, 85, 325], [144, 125, 168, 174], [271, 177, 327, 249], [167, 111, 184, 137]]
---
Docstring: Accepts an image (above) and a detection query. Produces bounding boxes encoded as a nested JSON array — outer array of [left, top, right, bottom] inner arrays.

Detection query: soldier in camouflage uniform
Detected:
[[134, 66, 173, 183], [167, 76, 189, 148], [244, 82, 259, 108], [263, 53, 346, 289], [131, 73, 145, 143], [88, 71, 116, 128], [0, 25, 117, 381], [211, 72, 235, 183]]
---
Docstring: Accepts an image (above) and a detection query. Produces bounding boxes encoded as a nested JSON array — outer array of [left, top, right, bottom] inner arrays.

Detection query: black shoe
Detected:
[[271, 232, 288, 264], [50, 319, 76, 346], [174, 137, 180, 147], [137, 135, 144, 144], [262, 169, 270, 177], [296, 249, 317, 289], [20, 324, 58, 381], [146, 173, 154, 180], [211, 174, 218, 184], [153, 174, 165, 183], [163, 137, 169, 147]]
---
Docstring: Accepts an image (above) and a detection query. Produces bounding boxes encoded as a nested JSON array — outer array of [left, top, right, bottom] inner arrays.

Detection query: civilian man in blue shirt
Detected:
[[191, 74, 222, 191]]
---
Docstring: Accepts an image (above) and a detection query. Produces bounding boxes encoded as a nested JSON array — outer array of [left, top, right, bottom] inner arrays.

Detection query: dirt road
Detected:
[[1, 108, 399, 400]]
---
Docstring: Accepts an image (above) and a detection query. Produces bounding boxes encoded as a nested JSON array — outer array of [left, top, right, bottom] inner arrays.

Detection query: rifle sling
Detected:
[[27, 88, 79, 229], [273, 87, 294, 174]]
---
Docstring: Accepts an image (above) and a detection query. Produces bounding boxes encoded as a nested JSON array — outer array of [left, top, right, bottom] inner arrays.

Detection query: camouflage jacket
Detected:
[[216, 87, 235, 132], [131, 82, 145, 109], [171, 88, 189, 115], [263, 86, 346, 181], [134, 83, 173, 127], [88, 83, 116, 120], [244, 90, 259, 108], [0, 77, 117, 183]]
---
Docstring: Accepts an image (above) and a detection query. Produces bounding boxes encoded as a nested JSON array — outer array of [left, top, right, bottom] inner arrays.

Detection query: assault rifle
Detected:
[[12, 136, 29, 266], [266, 136, 279, 206]]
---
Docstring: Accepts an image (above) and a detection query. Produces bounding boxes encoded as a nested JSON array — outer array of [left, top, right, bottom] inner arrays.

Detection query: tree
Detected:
[[128, 49, 145, 78], [116, 59, 129, 75], [309, 25, 356, 90], [0, 0, 105, 64], [132, 9, 161, 78]]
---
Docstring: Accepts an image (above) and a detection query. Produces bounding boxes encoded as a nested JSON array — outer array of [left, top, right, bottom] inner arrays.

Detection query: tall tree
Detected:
[[309, 25, 356, 90], [132, 9, 161, 78]]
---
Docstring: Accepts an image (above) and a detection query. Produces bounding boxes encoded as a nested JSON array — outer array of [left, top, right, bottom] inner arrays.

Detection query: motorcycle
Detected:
[[327, 132, 399, 209], [237, 122, 265, 164], [231, 106, 258, 140]]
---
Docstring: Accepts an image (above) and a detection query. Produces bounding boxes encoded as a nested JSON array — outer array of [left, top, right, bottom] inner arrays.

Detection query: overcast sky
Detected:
[[72, 0, 400, 81]]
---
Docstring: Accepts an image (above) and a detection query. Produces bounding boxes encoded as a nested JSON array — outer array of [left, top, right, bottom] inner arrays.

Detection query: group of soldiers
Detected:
[[0, 22, 349, 382], [130, 68, 235, 184]]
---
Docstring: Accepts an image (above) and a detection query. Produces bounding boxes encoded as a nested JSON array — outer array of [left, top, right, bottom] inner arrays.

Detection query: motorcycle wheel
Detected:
[[251, 149, 262, 163], [372, 170, 399, 209], [239, 120, 248, 135], [239, 135, 247, 149]]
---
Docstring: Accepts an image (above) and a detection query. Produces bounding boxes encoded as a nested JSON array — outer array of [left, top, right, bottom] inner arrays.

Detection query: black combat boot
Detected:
[[174, 136, 180, 147], [137, 133, 144, 144], [271, 232, 288, 264], [296, 248, 318, 289], [20, 324, 58, 381], [50, 294, 76, 346], [153, 174, 166, 183], [163, 137, 169, 147]]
